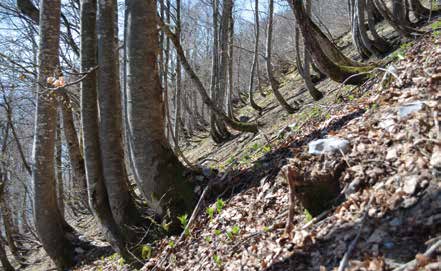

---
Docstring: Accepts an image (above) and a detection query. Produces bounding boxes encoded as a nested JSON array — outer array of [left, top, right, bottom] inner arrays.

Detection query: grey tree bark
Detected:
[[209, 0, 231, 143], [290, 0, 373, 84], [174, 0, 182, 142], [126, 0, 196, 232], [80, 0, 133, 261], [248, 0, 264, 112], [159, 19, 259, 133], [0, 230, 14, 271], [32, 0, 75, 268], [97, 0, 143, 233], [55, 113, 64, 217], [60, 94, 89, 210], [266, 0, 300, 110]]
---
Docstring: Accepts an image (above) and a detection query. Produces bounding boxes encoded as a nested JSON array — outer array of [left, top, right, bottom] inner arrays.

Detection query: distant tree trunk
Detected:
[[60, 94, 88, 210], [209, 0, 231, 143], [174, 0, 182, 142], [81, 0, 133, 260], [366, 0, 389, 45], [0, 125, 23, 266], [372, 0, 421, 37], [55, 113, 64, 217], [1, 184, 23, 264], [300, 0, 323, 100], [126, 0, 196, 232], [227, 13, 237, 119], [32, 0, 75, 268], [248, 0, 264, 112], [350, 0, 389, 58], [408, 0, 438, 21], [290, 0, 374, 84], [97, 0, 143, 233], [159, 19, 259, 133], [0, 232, 14, 271], [266, 0, 299, 110]]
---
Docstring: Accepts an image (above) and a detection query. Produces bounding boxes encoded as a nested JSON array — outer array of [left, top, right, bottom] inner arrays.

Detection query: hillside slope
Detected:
[[134, 26, 441, 271]]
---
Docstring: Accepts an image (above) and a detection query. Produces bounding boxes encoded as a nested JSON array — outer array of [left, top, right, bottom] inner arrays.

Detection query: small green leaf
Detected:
[[231, 225, 240, 235], [206, 207, 215, 221], [141, 245, 152, 260], [216, 198, 225, 214], [213, 254, 222, 267]]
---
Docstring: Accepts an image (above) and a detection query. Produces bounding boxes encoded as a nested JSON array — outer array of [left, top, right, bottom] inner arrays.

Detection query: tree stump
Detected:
[[283, 156, 346, 233]]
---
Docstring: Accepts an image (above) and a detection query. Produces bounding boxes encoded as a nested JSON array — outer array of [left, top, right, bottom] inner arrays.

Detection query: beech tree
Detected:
[[31, 0, 75, 268], [97, 0, 144, 238], [80, 0, 133, 260]]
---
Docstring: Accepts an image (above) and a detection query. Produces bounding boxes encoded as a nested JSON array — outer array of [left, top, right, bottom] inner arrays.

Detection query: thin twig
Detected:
[[393, 238, 441, 271], [338, 194, 374, 271]]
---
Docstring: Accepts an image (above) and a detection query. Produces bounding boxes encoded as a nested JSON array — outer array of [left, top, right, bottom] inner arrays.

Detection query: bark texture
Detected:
[[126, 0, 196, 231], [97, 0, 142, 232], [80, 0, 132, 260], [32, 0, 75, 268]]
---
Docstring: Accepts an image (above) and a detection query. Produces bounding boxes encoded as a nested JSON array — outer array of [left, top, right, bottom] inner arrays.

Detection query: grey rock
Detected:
[[401, 197, 418, 208], [378, 114, 396, 132], [398, 101, 424, 118], [403, 175, 419, 195], [308, 137, 350, 155]]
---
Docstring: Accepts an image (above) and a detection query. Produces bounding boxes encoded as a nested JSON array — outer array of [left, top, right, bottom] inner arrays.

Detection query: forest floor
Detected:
[[13, 19, 441, 271]]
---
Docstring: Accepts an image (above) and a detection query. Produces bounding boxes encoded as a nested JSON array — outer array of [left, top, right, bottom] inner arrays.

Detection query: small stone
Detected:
[[403, 175, 419, 195], [401, 197, 418, 208], [386, 148, 398, 160], [308, 137, 350, 155], [398, 101, 424, 118], [378, 116, 395, 132]]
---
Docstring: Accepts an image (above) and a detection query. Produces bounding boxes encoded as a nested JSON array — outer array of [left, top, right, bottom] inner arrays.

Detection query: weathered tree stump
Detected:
[[283, 156, 346, 233]]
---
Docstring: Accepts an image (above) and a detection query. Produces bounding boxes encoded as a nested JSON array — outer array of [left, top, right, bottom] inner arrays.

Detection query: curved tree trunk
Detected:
[[126, 0, 196, 232], [248, 0, 264, 112], [97, 0, 143, 234], [0, 232, 14, 271], [209, 0, 230, 143], [290, 0, 374, 84], [227, 14, 238, 120], [159, 19, 259, 133], [80, 0, 133, 261], [373, 0, 421, 37], [296, 0, 323, 101], [266, 0, 299, 110], [32, 0, 75, 268]]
